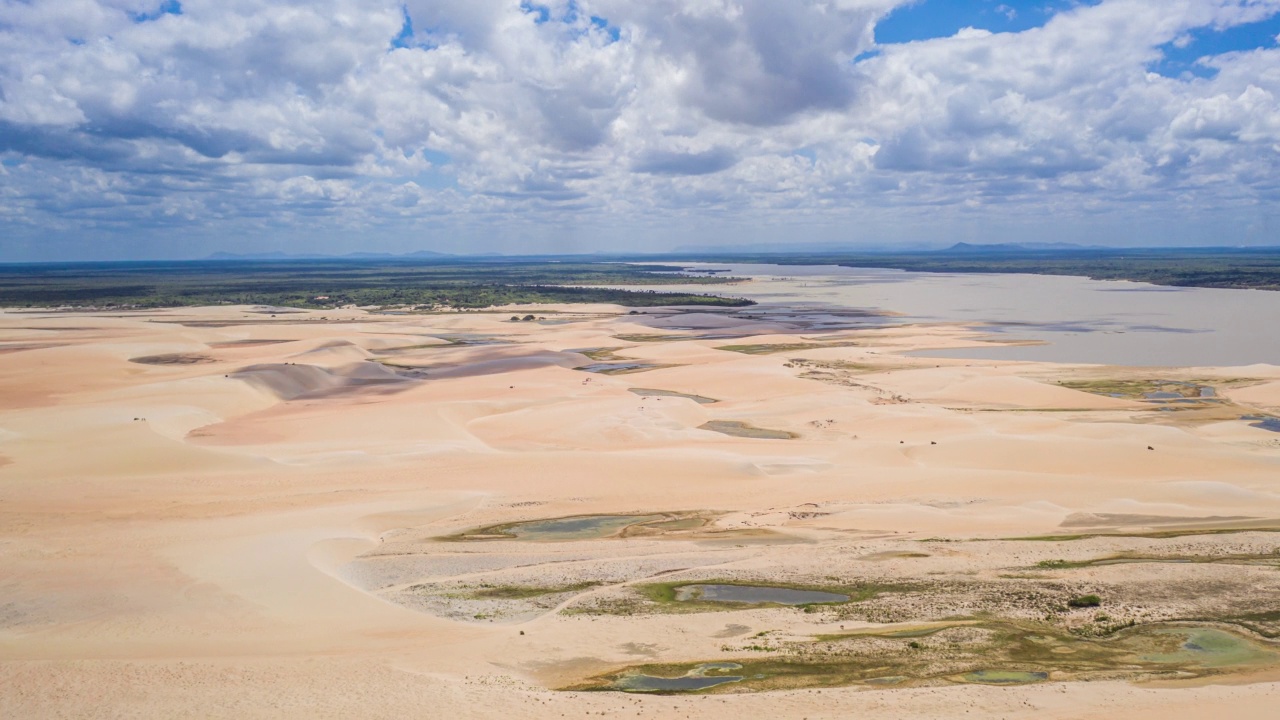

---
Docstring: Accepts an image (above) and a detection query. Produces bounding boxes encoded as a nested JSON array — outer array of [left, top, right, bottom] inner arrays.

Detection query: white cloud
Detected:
[[0, 0, 1278, 258]]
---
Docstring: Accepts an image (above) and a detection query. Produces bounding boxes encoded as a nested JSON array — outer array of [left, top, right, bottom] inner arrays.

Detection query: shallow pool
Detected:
[[613, 663, 744, 693], [490, 514, 665, 541], [674, 584, 849, 605]]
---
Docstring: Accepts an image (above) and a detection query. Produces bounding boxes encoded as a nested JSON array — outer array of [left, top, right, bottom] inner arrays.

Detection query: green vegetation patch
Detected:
[[470, 581, 602, 600], [1057, 379, 1217, 401], [575, 347, 630, 361], [0, 260, 754, 310], [1035, 552, 1280, 570]]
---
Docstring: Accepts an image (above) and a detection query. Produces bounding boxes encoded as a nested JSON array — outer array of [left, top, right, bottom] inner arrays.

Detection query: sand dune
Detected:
[[3, 304, 1280, 718]]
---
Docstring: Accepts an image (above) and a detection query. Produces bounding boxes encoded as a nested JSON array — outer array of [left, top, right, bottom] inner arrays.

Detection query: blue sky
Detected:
[[1, 0, 1279, 260], [876, 1, 1102, 42]]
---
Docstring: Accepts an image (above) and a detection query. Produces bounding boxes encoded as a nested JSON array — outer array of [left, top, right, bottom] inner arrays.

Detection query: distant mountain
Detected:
[[942, 242, 1108, 253], [206, 250, 453, 260], [206, 251, 321, 260], [671, 240, 936, 254]]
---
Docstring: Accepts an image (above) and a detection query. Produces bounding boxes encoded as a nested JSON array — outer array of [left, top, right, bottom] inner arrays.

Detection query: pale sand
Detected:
[[2, 303, 1280, 718]]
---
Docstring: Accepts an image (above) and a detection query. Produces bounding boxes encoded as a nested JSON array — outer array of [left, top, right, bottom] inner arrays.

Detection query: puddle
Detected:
[[699, 421, 796, 440], [613, 663, 744, 693], [674, 584, 849, 606], [960, 670, 1049, 685], [629, 388, 718, 404], [1140, 628, 1279, 668], [576, 362, 668, 375], [463, 514, 666, 541], [1246, 416, 1280, 433]]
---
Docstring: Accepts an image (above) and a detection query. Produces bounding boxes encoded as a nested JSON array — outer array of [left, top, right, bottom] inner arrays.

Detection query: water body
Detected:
[[1248, 416, 1280, 433], [699, 420, 796, 440], [1141, 628, 1279, 668], [489, 514, 665, 541], [674, 584, 849, 605], [638, 264, 1280, 367], [629, 388, 719, 404], [613, 663, 745, 693]]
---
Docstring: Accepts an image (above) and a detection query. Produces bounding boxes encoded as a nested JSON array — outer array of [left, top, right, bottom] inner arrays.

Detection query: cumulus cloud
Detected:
[[0, 0, 1278, 257]]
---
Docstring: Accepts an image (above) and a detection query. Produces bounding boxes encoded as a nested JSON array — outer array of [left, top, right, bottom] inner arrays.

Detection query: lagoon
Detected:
[[638, 264, 1280, 367]]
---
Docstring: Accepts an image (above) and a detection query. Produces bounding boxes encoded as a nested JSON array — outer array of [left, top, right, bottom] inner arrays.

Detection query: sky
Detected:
[[1, 0, 1279, 260]]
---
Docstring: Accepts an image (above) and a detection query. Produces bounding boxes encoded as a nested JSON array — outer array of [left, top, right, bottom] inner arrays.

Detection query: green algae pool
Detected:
[[674, 584, 849, 606], [613, 663, 745, 693], [1140, 627, 1279, 668], [463, 514, 666, 541]]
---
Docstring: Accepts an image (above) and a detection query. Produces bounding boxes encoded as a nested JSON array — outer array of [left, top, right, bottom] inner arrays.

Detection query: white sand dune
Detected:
[[3, 304, 1280, 718]]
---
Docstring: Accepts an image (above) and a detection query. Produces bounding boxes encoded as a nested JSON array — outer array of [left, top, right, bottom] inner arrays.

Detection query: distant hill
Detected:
[[942, 242, 1108, 253]]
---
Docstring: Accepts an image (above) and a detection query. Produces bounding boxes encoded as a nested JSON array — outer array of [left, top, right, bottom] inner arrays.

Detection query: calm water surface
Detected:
[[652, 264, 1280, 367]]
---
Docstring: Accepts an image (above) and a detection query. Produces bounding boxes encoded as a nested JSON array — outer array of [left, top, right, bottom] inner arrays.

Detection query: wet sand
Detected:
[[2, 296, 1280, 718]]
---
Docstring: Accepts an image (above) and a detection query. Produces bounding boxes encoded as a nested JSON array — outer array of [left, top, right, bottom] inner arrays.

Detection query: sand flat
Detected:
[[3, 303, 1280, 718]]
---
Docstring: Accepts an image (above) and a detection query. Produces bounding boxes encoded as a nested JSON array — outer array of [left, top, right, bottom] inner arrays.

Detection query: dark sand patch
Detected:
[[378, 350, 578, 379], [0, 343, 65, 355], [576, 362, 675, 375], [10, 326, 104, 331], [208, 339, 293, 348], [130, 353, 218, 365], [230, 362, 417, 400], [1060, 513, 1257, 528]]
